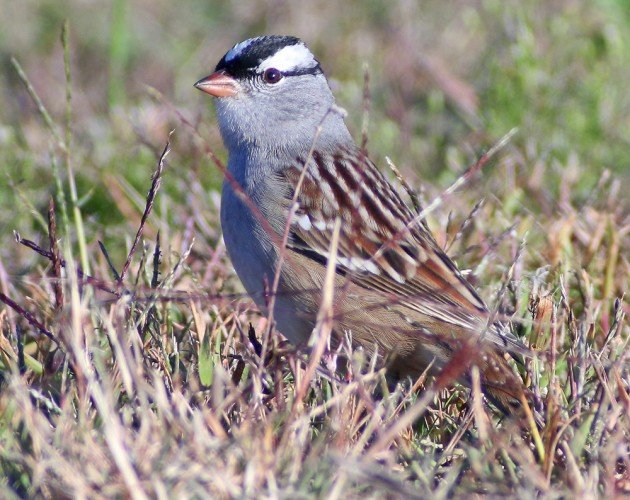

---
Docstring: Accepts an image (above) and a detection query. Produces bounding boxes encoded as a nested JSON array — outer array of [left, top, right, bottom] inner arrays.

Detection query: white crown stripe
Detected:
[[225, 38, 258, 62], [258, 44, 317, 73]]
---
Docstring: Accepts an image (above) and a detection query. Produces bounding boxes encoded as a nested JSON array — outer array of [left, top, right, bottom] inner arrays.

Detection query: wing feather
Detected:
[[281, 146, 528, 356]]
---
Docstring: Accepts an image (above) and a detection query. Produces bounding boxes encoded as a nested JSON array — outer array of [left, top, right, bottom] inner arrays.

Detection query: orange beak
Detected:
[[194, 70, 239, 97]]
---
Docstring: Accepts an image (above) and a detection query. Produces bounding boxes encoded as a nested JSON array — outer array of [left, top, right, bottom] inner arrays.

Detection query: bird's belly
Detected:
[[220, 182, 315, 346]]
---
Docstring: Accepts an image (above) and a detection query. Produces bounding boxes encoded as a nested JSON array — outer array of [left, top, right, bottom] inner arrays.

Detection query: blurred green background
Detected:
[[1, 0, 629, 264]]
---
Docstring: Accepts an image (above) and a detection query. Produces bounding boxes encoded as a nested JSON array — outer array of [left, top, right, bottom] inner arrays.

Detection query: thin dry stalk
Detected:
[[293, 218, 342, 406], [120, 138, 170, 282], [47, 197, 64, 311]]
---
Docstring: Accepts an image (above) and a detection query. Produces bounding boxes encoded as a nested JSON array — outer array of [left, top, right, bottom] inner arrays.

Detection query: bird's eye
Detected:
[[262, 68, 283, 84]]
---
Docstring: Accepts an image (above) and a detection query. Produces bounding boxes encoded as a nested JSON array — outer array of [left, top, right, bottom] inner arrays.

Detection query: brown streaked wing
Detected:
[[281, 146, 528, 355]]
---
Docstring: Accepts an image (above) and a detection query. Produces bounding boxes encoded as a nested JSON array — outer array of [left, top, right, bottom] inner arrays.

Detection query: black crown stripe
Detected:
[[215, 35, 321, 79]]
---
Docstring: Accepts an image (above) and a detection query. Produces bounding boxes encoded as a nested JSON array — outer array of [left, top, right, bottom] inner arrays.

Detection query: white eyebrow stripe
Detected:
[[258, 44, 317, 73], [225, 38, 258, 62]]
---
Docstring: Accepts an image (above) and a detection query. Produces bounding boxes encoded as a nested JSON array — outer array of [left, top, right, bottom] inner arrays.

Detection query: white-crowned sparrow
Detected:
[[195, 35, 529, 412]]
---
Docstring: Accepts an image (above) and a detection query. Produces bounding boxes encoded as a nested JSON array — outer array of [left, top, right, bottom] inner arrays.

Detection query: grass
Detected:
[[0, 0, 628, 497]]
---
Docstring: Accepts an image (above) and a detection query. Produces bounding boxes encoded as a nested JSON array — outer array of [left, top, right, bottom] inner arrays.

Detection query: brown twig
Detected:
[[263, 107, 341, 363], [150, 88, 284, 254], [293, 218, 341, 407], [0, 291, 58, 345], [16, 232, 120, 296], [48, 197, 64, 311], [445, 198, 484, 252], [360, 64, 371, 154], [385, 157, 423, 215], [119, 137, 170, 282], [372, 128, 518, 264], [151, 231, 161, 288], [98, 241, 122, 282]]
